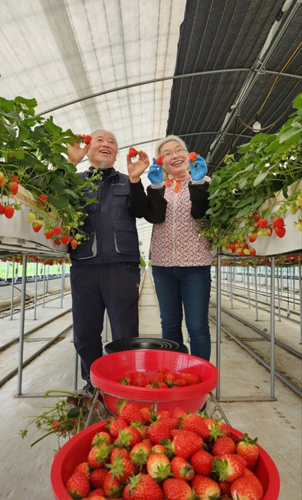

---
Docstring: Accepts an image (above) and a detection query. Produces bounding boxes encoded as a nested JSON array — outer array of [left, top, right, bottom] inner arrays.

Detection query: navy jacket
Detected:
[[70, 167, 140, 265]]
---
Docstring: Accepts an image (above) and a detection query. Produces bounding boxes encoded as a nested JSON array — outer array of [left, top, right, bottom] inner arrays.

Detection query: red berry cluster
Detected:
[[63, 402, 264, 500], [119, 367, 201, 389]]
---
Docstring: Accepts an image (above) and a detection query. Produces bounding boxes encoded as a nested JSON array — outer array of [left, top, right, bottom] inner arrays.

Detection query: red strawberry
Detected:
[[3, 205, 15, 219], [109, 447, 129, 464], [130, 440, 152, 468], [54, 239, 61, 245], [212, 453, 245, 482], [257, 218, 268, 228], [108, 454, 137, 482], [125, 473, 163, 500], [212, 436, 236, 456], [84, 134, 92, 144], [181, 413, 209, 439], [139, 406, 153, 424], [8, 181, 18, 195], [61, 235, 70, 245], [170, 456, 195, 481], [188, 151, 198, 162], [230, 474, 264, 500], [53, 225, 62, 235], [192, 475, 221, 499], [128, 147, 138, 158], [32, 220, 43, 233], [92, 431, 112, 446], [70, 239, 78, 249], [249, 248, 257, 256], [248, 233, 257, 243], [87, 488, 105, 498], [152, 443, 167, 454], [117, 401, 143, 423], [45, 229, 54, 239], [172, 430, 203, 459], [90, 468, 108, 489], [0, 172, 4, 186], [155, 156, 163, 166], [180, 373, 200, 385], [65, 472, 90, 499], [190, 448, 214, 475], [147, 421, 171, 444], [253, 214, 261, 222], [272, 217, 284, 228], [114, 425, 142, 448], [72, 462, 91, 480], [87, 443, 111, 469], [0, 204, 4, 214], [107, 417, 128, 438], [274, 226, 286, 238], [236, 434, 259, 470], [163, 477, 195, 500], [38, 193, 48, 206], [146, 452, 171, 481], [102, 471, 123, 498]]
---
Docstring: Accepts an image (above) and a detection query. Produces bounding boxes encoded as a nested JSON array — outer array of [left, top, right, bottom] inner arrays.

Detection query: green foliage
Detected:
[[0, 96, 99, 239], [199, 93, 302, 247]]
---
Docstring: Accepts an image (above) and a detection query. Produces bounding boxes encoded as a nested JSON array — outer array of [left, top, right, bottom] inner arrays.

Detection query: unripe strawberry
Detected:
[[296, 221, 302, 231], [289, 203, 297, 215], [27, 212, 36, 223]]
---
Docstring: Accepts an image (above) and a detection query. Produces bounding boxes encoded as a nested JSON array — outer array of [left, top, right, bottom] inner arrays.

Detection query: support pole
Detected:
[[270, 257, 276, 399], [16, 254, 28, 396], [215, 251, 222, 400], [33, 262, 39, 320]]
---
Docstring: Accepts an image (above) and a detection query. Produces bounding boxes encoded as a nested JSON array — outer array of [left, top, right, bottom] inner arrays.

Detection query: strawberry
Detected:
[[171, 430, 203, 459], [230, 474, 264, 500], [188, 152, 198, 162], [109, 446, 129, 464], [147, 421, 172, 444], [236, 434, 259, 470], [0, 204, 4, 214], [114, 425, 142, 448], [192, 475, 221, 499], [32, 220, 43, 233], [38, 193, 48, 206], [257, 218, 268, 228], [65, 472, 90, 499], [128, 147, 138, 158], [45, 229, 54, 239], [92, 431, 112, 446], [125, 473, 164, 500], [253, 214, 261, 222], [87, 443, 111, 469], [170, 456, 195, 481], [54, 239, 61, 245], [0, 172, 4, 186], [146, 452, 171, 481], [274, 226, 286, 238], [90, 468, 108, 489], [139, 406, 153, 424], [130, 440, 152, 468], [272, 217, 284, 228], [53, 225, 62, 235], [84, 135, 92, 144], [249, 248, 257, 256], [8, 181, 18, 195], [152, 443, 167, 454], [27, 212, 36, 223], [107, 454, 137, 482], [212, 436, 236, 456], [10, 176, 19, 183], [107, 417, 128, 438], [163, 477, 195, 500], [70, 238, 78, 249], [212, 453, 245, 482], [155, 155, 163, 166], [51, 419, 61, 432], [3, 205, 15, 218], [248, 233, 257, 243], [73, 462, 91, 480], [190, 448, 214, 475], [102, 471, 123, 498], [61, 235, 70, 245], [180, 373, 200, 385], [117, 401, 143, 424], [181, 413, 209, 439], [87, 489, 105, 498]]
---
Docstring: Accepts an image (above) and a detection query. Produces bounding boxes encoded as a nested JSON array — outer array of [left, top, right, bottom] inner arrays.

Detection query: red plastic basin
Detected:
[[90, 349, 219, 414], [50, 422, 280, 500]]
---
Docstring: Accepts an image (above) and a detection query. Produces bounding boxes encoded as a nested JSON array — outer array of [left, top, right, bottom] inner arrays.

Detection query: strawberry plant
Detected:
[[0, 96, 100, 242], [198, 93, 302, 249]]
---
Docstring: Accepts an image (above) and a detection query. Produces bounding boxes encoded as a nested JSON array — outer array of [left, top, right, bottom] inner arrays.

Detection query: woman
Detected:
[[127, 135, 212, 361]]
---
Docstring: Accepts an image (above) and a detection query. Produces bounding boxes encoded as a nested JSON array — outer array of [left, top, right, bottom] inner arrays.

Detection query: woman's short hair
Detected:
[[154, 135, 188, 157]]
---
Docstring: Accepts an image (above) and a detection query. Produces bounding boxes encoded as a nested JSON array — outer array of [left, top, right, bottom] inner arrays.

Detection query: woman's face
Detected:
[[159, 140, 189, 178]]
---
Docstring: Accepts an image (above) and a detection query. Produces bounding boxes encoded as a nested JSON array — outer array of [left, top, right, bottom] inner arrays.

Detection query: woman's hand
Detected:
[[67, 137, 90, 166], [127, 150, 150, 183], [147, 158, 164, 185], [188, 154, 207, 182]]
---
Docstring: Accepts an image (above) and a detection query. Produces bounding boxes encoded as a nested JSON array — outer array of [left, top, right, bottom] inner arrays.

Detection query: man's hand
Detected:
[[147, 158, 164, 185], [67, 136, 91, 166], [127, 150, 149, 183], [188, 154, 207, 182]]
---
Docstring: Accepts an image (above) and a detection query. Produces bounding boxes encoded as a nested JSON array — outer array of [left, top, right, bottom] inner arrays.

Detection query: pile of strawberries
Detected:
[[63, 402, 265, 500], [119, 367, 201, 389]]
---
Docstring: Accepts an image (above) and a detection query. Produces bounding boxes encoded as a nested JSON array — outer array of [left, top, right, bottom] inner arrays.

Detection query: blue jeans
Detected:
[[152, 266, 211, 361]]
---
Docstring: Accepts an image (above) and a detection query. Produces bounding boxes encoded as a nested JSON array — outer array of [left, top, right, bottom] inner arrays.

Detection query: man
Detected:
[[67, 130, 149, 392]]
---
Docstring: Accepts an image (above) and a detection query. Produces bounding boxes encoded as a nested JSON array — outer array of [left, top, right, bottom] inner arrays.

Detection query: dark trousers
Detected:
[[152, 265, 211, 361], [70, 262, 140, 381]]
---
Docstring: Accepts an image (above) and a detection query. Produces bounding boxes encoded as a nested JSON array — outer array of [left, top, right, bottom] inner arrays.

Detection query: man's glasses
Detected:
[[161, 146, 186, 159]]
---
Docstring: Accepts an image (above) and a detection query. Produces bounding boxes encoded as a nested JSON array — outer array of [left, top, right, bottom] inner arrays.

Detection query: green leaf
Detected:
[[18, 125, 30, 142], [235, 205, 254, 218], [62, 189, 79, 200], [236, 196, 255, 208], [49, 177, 66, 191], [44, 117, 62, 138], [2, 122, 16, 137], [67, 408, 80, 418], [238, 177, 248, 189], [11, 150, 24, 159], [15, 96, 37, 109], [48, 193, 69, 208], [253, 171, 268, 187], [279, 128, 301, 144]]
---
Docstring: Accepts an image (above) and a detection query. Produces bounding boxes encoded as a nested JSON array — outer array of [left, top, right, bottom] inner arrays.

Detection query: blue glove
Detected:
[[147, 158, 164, 185], [188, 154, 207, 182]]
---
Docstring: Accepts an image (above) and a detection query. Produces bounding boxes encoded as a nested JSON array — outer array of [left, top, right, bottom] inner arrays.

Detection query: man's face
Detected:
[[87, 130, 118, 168]]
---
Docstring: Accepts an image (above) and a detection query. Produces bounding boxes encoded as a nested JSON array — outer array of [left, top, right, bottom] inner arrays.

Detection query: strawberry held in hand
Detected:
[[129, 147, 139, 158], [188, 151, 198, 162], [155, 155, 163, 166]]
